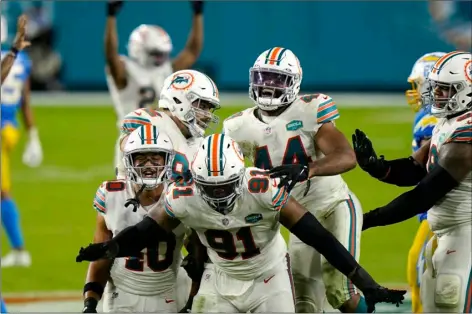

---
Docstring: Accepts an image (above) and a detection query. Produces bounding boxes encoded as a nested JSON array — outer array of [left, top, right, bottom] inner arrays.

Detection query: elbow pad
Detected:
[[363, 165, 459, 230], [380, 157, 427, 187]]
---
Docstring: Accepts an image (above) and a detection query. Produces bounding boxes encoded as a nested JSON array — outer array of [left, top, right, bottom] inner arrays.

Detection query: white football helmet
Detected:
[[122, 125, 175, 190], [423, 51, 472, 118], [406, 52, 446, 112], [249, 47, 303, 111], [191, 134, 245, 214], [1, 16, 7, 44], [159, 70, 220, 137], [127, 24, 172, 67]]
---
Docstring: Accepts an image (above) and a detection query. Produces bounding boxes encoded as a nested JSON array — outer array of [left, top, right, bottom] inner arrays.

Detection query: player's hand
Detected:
[[82, 297, 98, 313], [268, 164, 309, 193], [363, 286, 406, 313], [22, 128, 43, 168], [191, 1, 204, 15], [181, 253, 203, 282], [76, 242, 117, 262], [12, 15, 31, 51], [178, 296, 193, 313], [107, 0, 124, 17], [352, 129, 389, 179]]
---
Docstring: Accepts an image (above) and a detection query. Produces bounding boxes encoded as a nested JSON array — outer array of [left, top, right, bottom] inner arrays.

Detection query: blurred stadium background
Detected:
[[1, 0, 468, 312]]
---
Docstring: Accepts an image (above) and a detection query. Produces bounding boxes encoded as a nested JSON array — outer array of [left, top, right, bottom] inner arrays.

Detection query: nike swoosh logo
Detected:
[[446, 250, 456, 255], [165, 299, 175, 303], [134, 111, 142, 116], [264, 275, 275, 283]]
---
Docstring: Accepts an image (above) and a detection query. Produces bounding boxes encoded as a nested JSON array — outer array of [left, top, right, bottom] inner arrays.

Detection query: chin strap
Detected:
[[125, 184, 147, 212]]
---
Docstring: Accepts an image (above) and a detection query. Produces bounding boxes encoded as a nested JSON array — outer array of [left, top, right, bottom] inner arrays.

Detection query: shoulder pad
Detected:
[[223, 108, 253, 135], [93, 182, 108, 215], [245, 167, 289, 211], [164, 181, 195, 219], [413, 114, 438, 140], [446, 112, 472, 144]]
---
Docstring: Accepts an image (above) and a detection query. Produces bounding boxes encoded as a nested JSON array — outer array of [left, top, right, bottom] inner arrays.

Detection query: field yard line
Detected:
[[14, 164, 113, 183], [3, 284, 410, 304], [30, 92, 405, 107]]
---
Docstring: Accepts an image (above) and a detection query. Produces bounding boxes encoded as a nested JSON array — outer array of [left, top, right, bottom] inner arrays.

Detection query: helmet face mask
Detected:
[[159, 70, 221, 138], [191, 134, 246, 214], [193, 170, 245, 214], [249, 47, 303, 112], [122, 126, 175, 190], [127, 25, 172, 68], [422, 79, 465, 117], [125, 150, 174, 190], [146, 49, 170, 67], [405, 52, 447, 112], [421, 51, 472, 118]]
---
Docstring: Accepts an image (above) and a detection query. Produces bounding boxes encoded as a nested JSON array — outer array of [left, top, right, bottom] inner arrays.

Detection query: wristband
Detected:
[[83, 282, 104, 299]]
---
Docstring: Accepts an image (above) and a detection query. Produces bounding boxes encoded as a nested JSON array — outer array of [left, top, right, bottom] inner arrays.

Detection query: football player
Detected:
[[82, 126, 191, 313], [405, 51, 445, 313], [1, 15, 30, 83], [355, 51, 472, 313], [1, 14, 43, 268], [76, 134, 406, 313], [104, 0, 205, 176], [222, 47, 364, 313], [115, 69, 220, 180]]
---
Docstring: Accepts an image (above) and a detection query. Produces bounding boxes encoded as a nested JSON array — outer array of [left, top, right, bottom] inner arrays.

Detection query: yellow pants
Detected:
[[1, 124, 20, 193], [407, 219, 433, 313]]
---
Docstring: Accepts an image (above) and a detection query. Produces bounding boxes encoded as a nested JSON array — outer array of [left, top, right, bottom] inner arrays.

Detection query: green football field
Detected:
[[2, 103, 419, 293]]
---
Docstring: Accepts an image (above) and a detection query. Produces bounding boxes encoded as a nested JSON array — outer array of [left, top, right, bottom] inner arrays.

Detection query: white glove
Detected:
[[22, 128, 43, 168]]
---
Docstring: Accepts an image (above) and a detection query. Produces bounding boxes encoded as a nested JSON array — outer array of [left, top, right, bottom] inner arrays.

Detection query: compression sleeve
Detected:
[[380, 157, 427, 187], [363, 165, 459, 230], [289, 212, 380, 291], [110, 216, 167, 257]]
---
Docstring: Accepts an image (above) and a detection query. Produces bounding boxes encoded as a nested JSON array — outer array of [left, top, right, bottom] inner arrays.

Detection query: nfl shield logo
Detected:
[[264, 126, 272, 135], [222, 218, 229, 226]]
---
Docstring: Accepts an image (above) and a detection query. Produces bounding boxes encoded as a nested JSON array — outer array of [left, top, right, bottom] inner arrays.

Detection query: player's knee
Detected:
[[434, 273, 462, 309]]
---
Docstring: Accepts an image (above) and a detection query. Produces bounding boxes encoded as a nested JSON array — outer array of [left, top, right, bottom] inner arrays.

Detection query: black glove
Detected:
[[268, 164, 309, 193], [181, 254, 203, 282], [82, 297, 98, 313], [352, 129, 389, 179], [76, 241, 118, 262], [350, 266, 406, 312], [178, 296, 194, 313], [363, 287, 406, 312], [191, 1, 204, 15], [107, 1, 123, 16]]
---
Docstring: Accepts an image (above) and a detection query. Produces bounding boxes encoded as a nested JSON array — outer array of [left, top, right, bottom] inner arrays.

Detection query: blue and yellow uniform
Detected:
[[408, 107, 437, 313], [1, 49, 31, 252]]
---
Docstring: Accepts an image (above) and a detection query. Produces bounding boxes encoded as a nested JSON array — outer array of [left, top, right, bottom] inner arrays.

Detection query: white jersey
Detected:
[[164, 168, 289, 280], [118, 108, 201, 180], [106, 55, 173, 124], [427, 111, 472, 233], [223, 94, 350, 214], [93, 180, 185, 296]]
